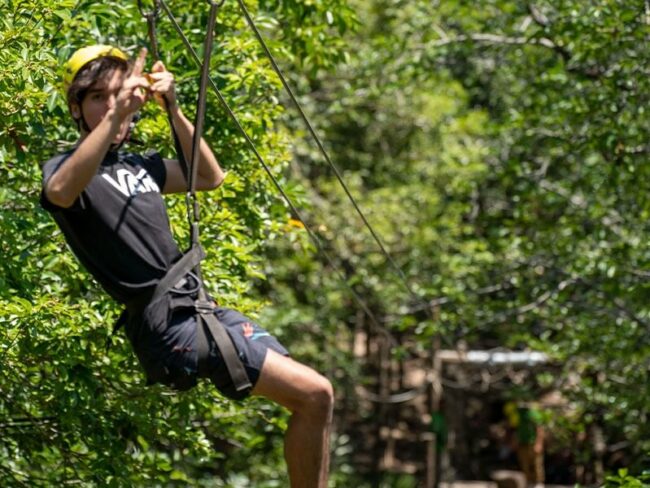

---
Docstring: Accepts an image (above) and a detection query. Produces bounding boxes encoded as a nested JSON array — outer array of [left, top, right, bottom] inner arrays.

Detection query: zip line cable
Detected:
[[235, 1, 456, 369], [235, 0, 434, 316], [231, 4, 468, 378], [156, 0, 404, 351]]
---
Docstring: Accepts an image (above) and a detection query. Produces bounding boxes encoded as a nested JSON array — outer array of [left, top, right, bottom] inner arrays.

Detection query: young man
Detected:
[[41, 45, 333, 487]]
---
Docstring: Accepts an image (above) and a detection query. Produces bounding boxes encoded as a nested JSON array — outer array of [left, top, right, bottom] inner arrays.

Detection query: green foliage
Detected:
[[0, 0, 352, 485], [605, 469, 650, 488], [1, 0, 649, 484], [254, 0, 650, 479]]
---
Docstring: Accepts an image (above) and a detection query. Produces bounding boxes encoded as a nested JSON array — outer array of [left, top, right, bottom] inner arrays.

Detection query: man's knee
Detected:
[[298, 373, 334, 420], [253, 350, 334, 418]]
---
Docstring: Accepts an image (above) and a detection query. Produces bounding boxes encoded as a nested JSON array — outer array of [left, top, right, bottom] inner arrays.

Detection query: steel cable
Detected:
[[235, 0, 433, 315], [157, 0, 403, 350]]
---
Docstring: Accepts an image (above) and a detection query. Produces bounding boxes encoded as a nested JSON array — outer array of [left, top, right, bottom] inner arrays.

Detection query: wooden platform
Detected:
[[440, 482, 498, 488]]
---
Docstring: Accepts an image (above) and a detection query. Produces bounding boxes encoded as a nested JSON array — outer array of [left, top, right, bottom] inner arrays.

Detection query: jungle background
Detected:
[[1, 0, 648, 486]]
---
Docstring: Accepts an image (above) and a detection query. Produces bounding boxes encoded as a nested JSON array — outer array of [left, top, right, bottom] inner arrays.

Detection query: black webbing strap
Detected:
[[178, 0, 250, 392], [149, 244, 206, 304], [195, 287, 252, 393], [188, 1, 251, 394]]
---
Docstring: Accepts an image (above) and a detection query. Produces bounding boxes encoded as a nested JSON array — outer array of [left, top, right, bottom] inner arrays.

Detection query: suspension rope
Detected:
[[137, 0, 194, 246], [157, 0, 403, 350], [235, 0, 432, 314], [187, 0, 222, 255]]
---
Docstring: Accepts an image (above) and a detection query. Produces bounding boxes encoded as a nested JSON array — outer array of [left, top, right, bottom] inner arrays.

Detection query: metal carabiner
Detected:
[[137, 0, 160, 19]]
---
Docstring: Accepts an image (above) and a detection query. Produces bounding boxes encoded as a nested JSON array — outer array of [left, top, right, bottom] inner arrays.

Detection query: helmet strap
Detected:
[[77, 113, 92, 134]]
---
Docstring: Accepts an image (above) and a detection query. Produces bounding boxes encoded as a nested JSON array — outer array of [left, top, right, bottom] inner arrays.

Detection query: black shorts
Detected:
[[160, 306, 289, 400]]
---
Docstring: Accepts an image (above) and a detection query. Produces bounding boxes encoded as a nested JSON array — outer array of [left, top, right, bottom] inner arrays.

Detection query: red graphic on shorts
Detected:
[[242, 322, 254, 339]]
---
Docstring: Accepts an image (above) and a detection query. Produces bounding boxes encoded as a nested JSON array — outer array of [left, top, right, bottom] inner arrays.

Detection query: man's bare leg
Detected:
[[252, 349, 333, 488]]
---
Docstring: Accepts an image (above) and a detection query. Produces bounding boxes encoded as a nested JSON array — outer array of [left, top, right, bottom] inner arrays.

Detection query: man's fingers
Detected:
[[147, 72, 172, 82], [150, 81, 165, 91], [150, 81, 173, 95], [152, 60, 166, 72], [132, 48, 147, 76], [122, 76, 151, 91]]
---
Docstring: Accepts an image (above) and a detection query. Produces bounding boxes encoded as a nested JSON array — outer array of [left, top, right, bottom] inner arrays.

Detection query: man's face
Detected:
[[74, 68, 129, 143]]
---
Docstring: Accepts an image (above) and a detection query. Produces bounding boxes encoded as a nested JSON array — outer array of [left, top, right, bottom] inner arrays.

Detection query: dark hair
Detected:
[[66, 56, 129, 122]]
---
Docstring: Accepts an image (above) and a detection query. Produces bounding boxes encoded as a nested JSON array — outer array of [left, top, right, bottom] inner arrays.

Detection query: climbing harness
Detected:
[[135, 0, 251, 394]]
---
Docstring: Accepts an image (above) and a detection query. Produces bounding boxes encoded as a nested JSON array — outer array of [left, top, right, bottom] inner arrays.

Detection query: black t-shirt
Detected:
[[41, 149, 183, 304]]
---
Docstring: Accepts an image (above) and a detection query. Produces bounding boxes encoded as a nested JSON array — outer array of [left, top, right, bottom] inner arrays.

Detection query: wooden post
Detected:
[[433, 363, 443, 488], [425, 304, 443, 488], [378, 336, 390, 470], [353, 308, 363, 356]]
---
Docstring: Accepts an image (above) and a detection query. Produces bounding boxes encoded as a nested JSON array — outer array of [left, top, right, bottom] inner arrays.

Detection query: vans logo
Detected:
[[102, 168, 160, 197]]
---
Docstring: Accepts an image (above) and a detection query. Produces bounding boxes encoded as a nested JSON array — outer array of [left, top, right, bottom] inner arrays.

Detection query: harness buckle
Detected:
[[195, 299, 215, 314]]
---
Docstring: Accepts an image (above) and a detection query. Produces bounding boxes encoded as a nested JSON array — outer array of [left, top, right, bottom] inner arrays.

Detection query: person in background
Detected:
[[505, 401, 545, 487]]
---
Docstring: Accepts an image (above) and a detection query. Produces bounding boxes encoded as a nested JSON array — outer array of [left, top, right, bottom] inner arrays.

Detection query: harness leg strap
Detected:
[[195, 291, 252, 393]]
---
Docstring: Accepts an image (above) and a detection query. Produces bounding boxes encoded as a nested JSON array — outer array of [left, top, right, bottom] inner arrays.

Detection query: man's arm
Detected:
[[45, 49, 150, 208], [162, 104, 225, 194], [45, 109, 124, 208], [147, 61, 225, 194]]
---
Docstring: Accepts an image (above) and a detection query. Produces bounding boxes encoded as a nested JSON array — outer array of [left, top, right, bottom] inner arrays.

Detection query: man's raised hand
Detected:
[[148, 60, 178, 110], [114, 48, 150, 119]]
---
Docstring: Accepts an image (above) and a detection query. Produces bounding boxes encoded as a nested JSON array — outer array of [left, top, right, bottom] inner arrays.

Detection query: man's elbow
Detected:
[[45, 183, 77, 208], [199, 173, 225, 191], [213, 173, 225, 189]]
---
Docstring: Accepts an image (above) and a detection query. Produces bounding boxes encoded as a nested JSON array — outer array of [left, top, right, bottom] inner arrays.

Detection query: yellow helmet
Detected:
[[62, 45, 128, 90]]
